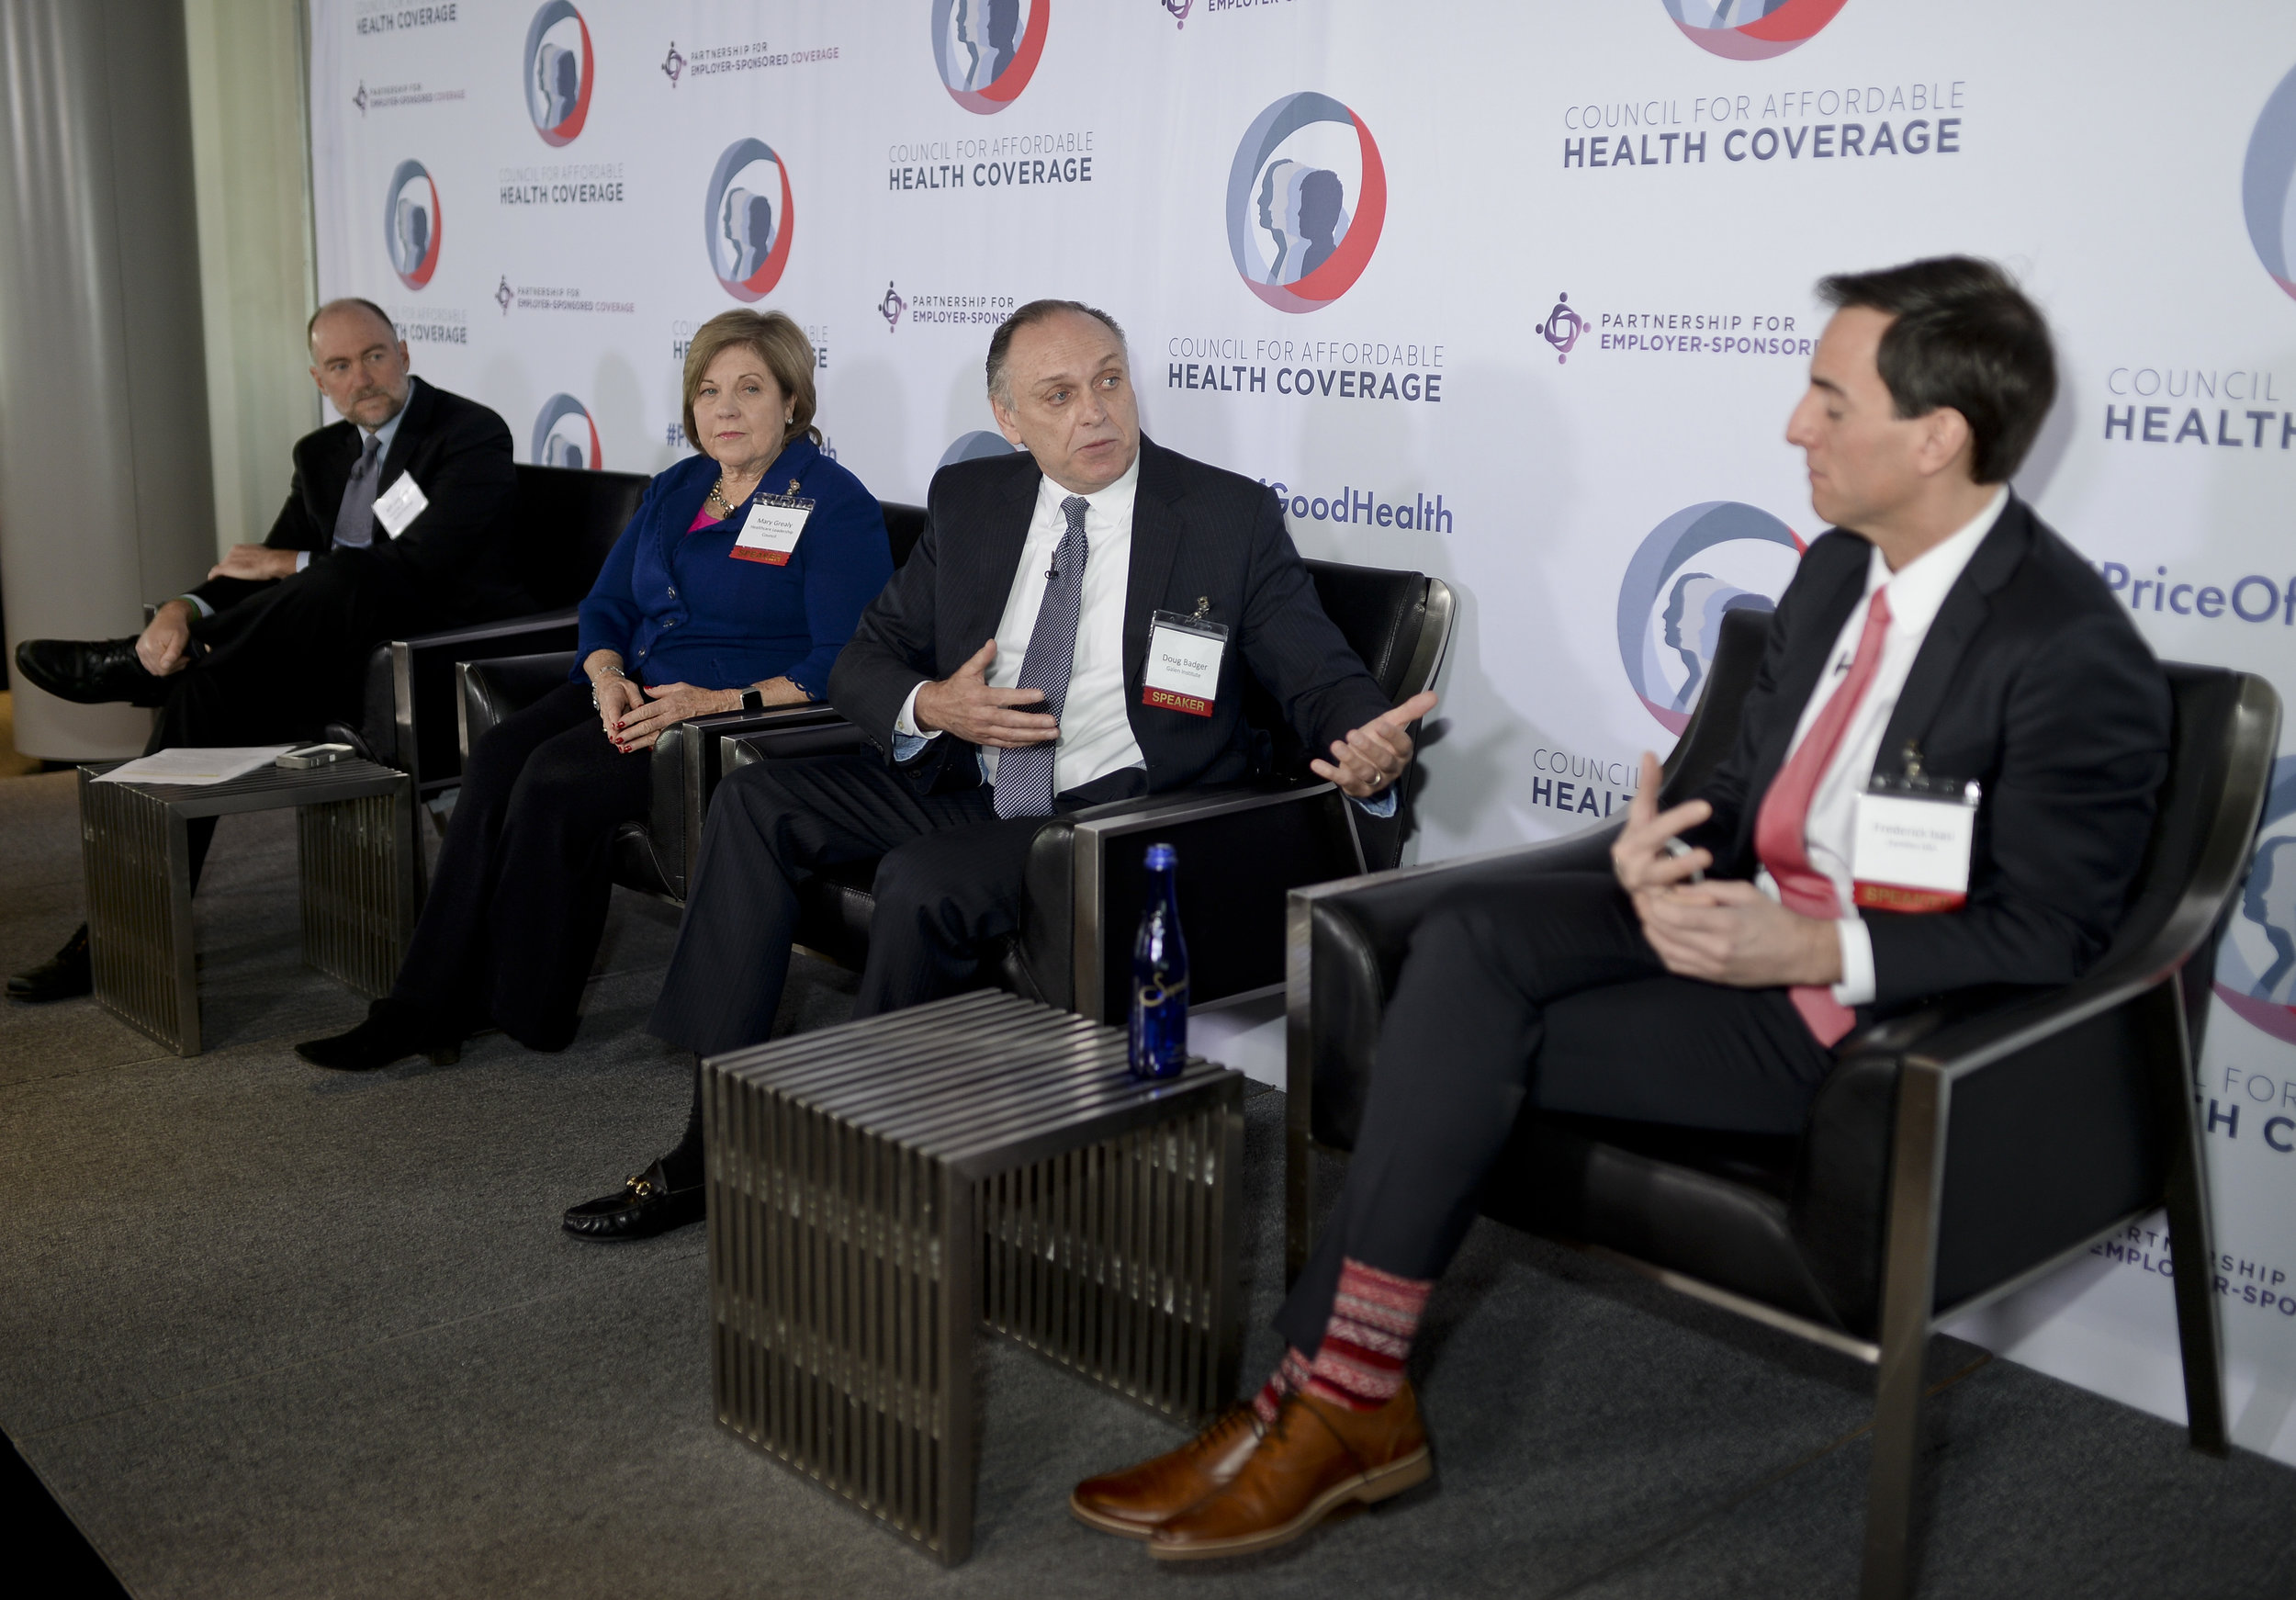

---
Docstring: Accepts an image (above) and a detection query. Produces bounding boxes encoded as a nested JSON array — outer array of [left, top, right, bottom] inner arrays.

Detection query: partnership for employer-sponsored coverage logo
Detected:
[[1664, 0, 1848, 61], [2244, 63, 2296, 302], [383, 160, 442, 289], [523, 3, 592, 146], [1226, 94, 1387, 315], [703, 140, 793, 300], [1616, 502, 1800, 734], [532, 394, 601, 469], [931, 0, 1048, 114]]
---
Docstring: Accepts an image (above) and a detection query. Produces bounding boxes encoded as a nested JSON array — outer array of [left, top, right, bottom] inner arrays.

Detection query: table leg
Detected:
[[79, 771, 200, 1055], [297, 789, 412, 998]]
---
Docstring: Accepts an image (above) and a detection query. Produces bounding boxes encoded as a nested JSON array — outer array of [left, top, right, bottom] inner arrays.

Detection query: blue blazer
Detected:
[[573, 438, 892, 698]]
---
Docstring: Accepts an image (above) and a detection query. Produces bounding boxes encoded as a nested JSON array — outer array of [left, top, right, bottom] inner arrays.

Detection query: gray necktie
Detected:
[[332, 434, 384, 549], [994, 495, 1090, 818]]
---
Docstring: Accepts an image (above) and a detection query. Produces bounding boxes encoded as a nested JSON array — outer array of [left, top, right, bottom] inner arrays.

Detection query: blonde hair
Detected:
[[681, 309, 822, 453]]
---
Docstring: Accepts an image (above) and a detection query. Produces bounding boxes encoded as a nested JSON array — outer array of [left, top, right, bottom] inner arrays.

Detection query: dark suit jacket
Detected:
[[827, 435, 1391, 794], [1683, 495, 2172, 1011], [190, 377, 524, 626]]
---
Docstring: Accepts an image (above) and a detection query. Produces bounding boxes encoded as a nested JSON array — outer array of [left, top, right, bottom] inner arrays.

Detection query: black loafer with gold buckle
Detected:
[[561, 1159, 703, 1242]]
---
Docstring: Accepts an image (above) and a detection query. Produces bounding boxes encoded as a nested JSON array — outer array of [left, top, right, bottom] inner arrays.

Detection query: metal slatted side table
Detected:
[[77, 759, 420, 1055], [703, 990, 1248, 1565]]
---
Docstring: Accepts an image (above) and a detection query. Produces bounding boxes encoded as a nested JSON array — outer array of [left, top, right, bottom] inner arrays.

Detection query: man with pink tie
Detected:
[[1069, 256, 2174, 1561]]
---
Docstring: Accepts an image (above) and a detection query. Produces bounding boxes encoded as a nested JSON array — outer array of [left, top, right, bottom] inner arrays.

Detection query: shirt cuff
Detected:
[[891, 681, 942, 762], [294, 550, 310, 573], [176, 592, 214, 619], [1351, 788, 1398, 818], [1830, 917, 1876, 1008]]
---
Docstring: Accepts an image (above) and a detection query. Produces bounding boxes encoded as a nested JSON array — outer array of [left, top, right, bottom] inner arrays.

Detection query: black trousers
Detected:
[[1274, 873, 1836, 1357], [389, 681, 650, 1048], [156, 558, 443, 885], [647, 752, 1141, 1054]]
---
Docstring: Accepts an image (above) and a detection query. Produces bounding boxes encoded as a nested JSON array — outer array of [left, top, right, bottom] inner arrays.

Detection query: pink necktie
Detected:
[[1751, 587, 1892, 1046]]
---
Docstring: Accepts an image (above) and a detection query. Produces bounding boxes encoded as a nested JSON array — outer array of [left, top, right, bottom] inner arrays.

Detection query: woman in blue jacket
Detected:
[[298, 310, 892, 1069]]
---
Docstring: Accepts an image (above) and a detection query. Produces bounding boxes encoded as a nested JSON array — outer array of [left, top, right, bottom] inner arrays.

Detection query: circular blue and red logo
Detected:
[[382, 160, 441, 290], [1663, 0, 1847, 62], [931, 0, 1048, 115], [703, 140, 794, 301], [532, 394, 601, 469], [939, 430, 1016, 469], [523, 2, 593, 146], [2214, 756, 2296, 1042], [1225, 94, 1387, 315], [1616, 502, 1801, 734], [2244, 64, 2296, 302]]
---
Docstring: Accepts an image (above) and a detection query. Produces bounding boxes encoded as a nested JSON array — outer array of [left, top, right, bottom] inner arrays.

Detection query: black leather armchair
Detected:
[[1282, 606, 2279, 1600], [452, 501, 930, 905], [332, 464, 650, 800], [726, 558, 1456, 1020]]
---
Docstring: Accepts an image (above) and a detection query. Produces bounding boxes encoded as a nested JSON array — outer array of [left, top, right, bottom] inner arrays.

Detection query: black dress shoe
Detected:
[[14, 638, 170, 708], [8, 924, 92, 1003], [295, 997, 460, 1071], [563, 1159, 704, 1241]]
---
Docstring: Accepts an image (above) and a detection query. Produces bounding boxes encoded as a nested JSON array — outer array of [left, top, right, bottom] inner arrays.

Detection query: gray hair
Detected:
[[985, 299, 1127, 404]]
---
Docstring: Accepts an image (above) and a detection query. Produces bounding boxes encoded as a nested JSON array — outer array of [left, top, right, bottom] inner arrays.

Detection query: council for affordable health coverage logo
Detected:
[[1226, 94, 1387, 315], [382, 161, 442, 289], [523, 3, 593, 146], [703, 140, 793, 301], [2244, 63, 2296, 302], [1663, 0, 1848, 62], [532, 394, 602, 469], [2215, 756, 2296, 1044], [1616, 501, 1800, 734], [931, 0, 1048, 115]]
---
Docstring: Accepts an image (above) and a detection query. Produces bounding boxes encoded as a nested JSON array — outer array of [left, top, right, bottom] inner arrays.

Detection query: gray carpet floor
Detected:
[[2, 767, 2293, 1598]]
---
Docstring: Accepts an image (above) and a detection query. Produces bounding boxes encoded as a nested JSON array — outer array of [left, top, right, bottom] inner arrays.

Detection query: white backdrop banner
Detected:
[[309, 0, 2296, 1462]]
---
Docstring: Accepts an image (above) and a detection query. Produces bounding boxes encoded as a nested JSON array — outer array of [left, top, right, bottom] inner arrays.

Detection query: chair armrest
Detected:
[[645, 704, 847, 899], [457, 651, 580, 765], [1025, 781, 1367, 1022], [390, 607, 581, 794], [721, 715, 873, 774]]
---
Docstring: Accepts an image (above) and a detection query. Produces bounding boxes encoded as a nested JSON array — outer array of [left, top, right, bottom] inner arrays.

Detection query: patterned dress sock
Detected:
[[1251, 1346, 1316, 1425], [1301, 1258, 1434, 1412]]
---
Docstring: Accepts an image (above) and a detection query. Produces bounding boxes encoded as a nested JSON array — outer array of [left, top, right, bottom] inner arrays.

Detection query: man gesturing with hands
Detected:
[[579, 299, 1424, 1242]]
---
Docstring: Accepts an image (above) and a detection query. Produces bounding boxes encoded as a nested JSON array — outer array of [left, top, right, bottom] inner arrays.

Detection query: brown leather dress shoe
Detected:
[[1147, 1385, 1431, 1561], [1070, 1405, 1265, 1538]]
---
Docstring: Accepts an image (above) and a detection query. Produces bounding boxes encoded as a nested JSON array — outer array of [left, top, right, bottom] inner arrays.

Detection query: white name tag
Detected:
[[731, 493, 813, 566], [372, 472, 428, 537], [1142, 610, 1228, 717], [1851, 782, 1978, 913]]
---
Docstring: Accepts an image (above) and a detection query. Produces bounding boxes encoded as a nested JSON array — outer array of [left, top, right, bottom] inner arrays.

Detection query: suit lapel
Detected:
[[1874, 498, 2032, 774], [376, 377, 432, 485], [1752, 541, 1869, 789], [948, 457, 1041, 660], [1122, 438, 1184, 686]]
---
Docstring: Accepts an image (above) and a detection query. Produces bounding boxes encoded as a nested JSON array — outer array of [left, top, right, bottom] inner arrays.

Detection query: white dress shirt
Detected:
[[1762, 485, 2009, 1008], [895, 450, 1148, 795]]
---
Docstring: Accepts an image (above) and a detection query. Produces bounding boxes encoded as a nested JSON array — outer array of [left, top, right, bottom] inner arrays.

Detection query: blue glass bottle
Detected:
[[1130, 842, 1188, 1080]]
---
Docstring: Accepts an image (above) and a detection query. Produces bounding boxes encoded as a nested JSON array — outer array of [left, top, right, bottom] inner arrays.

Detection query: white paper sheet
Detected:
[[89, 746, 298, 786]]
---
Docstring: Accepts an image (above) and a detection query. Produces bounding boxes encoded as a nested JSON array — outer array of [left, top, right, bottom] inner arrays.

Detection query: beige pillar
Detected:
[[0, 0, 219, 759]]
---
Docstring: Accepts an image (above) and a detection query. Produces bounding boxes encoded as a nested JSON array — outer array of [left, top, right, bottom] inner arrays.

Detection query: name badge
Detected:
[[731, 493, 814, 566], [373, 473, 428, 538], [1851, 772, 1979, 913], [1142, 608, 1229, 717]]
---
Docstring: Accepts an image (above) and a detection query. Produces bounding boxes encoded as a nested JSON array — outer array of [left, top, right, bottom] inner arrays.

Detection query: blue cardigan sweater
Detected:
[[572, 439, 891, 698]]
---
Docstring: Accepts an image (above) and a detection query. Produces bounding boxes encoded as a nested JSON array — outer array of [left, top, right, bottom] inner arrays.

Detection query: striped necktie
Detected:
[[994, 495, 1090, 818], [332, 434, 385, 549]]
